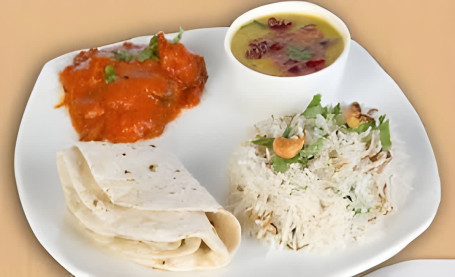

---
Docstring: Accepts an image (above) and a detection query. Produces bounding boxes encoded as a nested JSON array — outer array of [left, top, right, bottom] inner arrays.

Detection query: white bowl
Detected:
[[224, 1, 351, 118]]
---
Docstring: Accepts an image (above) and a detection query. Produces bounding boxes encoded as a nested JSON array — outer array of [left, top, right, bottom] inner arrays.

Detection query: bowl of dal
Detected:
[[224, 1, 351, 117]]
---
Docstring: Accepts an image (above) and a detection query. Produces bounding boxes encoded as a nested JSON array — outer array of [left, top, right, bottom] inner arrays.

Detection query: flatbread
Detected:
[[57, 142, 241, 271]]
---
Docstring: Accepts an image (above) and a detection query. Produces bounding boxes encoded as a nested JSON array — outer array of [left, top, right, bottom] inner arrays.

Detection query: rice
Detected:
[[227, 96, 395, 252]]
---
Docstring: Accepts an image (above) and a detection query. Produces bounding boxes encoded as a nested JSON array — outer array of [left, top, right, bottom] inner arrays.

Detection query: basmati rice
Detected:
[[228, 98, 395, 251]]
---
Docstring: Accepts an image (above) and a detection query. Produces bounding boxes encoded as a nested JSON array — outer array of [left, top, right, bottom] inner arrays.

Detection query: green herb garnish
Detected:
[[271, 154, 303, 173], [256, 94, 392, 173], [282, 124, 293, 139], [350, 114, 391, 151], [113, 28, 184, 63], [253, 20, 268, 28], [252, 137, 274, 148], [327, 103, 341, 116], [300, 137, 324, 158], [269, 138, 323, 173], [352, 207, 371, 215], [302, 94, 341, 119], [378, 119, 391, 151], [287, 46, 313, 61], [171, 27, 184, 44], [242, 20, 268, 29], [104, 65, 117, 84], [113, 49, 134, 62], [137, 35, 159, 62], [352, 121, 376, 134], [343, 195, 353, 202], [301, 94, 324, 118], [271, 155, 289, 173]]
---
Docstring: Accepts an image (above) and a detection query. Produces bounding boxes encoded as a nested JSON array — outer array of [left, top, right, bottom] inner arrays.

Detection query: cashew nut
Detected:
[[345, 102, 361, 128], [345, 102, 374, 128], [273, 136, 305, 159]]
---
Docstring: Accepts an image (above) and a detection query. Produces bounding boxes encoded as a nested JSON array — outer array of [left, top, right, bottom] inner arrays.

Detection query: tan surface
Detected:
[[1, 0, 454, 276]]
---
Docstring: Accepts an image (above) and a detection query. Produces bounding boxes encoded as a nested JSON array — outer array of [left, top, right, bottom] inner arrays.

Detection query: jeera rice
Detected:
[[228, 95, 396, 251]]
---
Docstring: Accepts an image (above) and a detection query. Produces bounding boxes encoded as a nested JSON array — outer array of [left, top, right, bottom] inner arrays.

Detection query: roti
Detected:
[[57, 142, 241, 271]]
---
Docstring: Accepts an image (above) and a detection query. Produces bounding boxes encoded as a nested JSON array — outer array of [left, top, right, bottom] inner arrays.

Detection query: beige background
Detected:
[[1, 0, 454, 276]]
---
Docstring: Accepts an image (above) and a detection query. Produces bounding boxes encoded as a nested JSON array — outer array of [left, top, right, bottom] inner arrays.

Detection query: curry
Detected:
[[59, 31, 207, 143]]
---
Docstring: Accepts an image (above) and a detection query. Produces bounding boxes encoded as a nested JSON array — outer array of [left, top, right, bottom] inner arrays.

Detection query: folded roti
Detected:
[[57, 142, 241, 271]]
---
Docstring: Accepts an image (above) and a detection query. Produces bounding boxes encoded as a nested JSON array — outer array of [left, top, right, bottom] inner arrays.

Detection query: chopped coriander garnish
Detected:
[[104, 65, 117, 84], [113, 28, 184, 63], [343, 195, 353, 202], [137, 35, 159, 62], [253, 20, 268, 28], [287, 46, 313, 61], [242, 20, 268, 29], [352, 121, 375, 134], [271, 154, 303, 173], [300, 137, 324, 158], [252, 137, 274, 148], [113, 49, 134, 62], [302, 94, 342, 119], [171, 27, 184, 44], [327, 103, 341, 116], [352, 207, 371, 215], [282, 124, 293, 138], [136, 47, 157, 62], [269, 138, 324, 173], [271, 155, 289, 173], [349, 113, 392, 151], [301, 94, 324, 118], [378, 119, 391, 151], [255, 94, 392, 173]]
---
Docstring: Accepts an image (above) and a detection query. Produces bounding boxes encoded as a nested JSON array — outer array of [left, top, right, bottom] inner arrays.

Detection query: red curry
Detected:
[[59, 32, 207, 143]]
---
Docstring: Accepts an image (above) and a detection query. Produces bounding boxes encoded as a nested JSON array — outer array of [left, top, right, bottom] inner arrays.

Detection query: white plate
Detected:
[[365, 259, 455, 276], [14, 27, 440, 277]]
